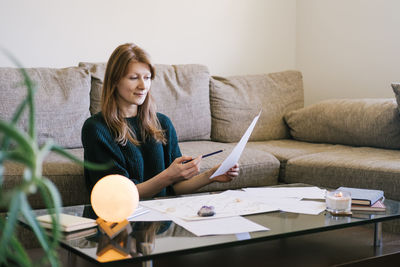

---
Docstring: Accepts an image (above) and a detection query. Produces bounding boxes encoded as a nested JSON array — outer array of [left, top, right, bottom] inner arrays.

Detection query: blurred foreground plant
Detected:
[[0, 51, 108, 266]]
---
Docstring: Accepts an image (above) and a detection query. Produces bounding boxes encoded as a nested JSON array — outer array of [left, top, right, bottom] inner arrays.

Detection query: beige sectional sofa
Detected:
[[2, 63, 400, 216]]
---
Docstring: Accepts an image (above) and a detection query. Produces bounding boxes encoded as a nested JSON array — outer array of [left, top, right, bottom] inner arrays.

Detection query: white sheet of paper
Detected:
[[243, 186, 326, 200], [140, 192, 278, 221], [171, 216, 269, 236], [278, 199, 326, 215], [128, 205, 171, 221], [219, 189, 326, 215], [210, 111, 261, 178], [127, 205, 150, 220], [236, 232, 251, 240]]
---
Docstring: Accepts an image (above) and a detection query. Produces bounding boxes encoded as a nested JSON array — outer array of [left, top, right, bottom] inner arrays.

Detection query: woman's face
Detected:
[[116, 61, 152, 116]]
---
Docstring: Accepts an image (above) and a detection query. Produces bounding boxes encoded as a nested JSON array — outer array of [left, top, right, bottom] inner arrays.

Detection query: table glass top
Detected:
[[25, 185, 400, 264]]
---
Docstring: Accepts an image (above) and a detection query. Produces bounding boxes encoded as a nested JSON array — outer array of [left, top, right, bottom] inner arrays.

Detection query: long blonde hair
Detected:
[[101, 43, 166, 146]]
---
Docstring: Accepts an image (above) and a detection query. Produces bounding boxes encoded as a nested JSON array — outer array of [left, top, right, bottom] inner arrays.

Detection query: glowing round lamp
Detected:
[[91, 174, 139, 223]]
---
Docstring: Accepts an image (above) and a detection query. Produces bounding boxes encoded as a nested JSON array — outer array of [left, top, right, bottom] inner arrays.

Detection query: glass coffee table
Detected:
[[21, 184, 400, 266]]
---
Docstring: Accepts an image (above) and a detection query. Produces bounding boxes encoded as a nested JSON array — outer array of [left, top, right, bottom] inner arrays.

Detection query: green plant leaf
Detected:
[[10, 94, 29, 124], [0, 120, 35, 156], [0, 150, 33, 168], [0, 150, 34, 189], [7, 235, 32, 267], [0, 191, 22, 261], [38, 139, 55, 156], [1, 49, 37, 141], [19, 195, 50, 251], [51, 145, 113, 170], [39, 178, 62, 213], [20, 194, 60, 267], [0, 164, 3, 187], [0, 50, 64, 266], [1, 97, 29, 150], [19, 70, 35, 140], [36, 140, 56, 175], [36, 177, 62, 249]]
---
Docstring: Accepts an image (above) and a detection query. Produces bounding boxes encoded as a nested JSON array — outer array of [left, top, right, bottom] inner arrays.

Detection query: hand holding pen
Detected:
[[182, 150, 224, 164]]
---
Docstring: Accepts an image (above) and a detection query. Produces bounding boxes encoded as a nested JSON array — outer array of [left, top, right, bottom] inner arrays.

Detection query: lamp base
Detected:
[[96, 218, 132, 239], [97, 228, 132, 258]]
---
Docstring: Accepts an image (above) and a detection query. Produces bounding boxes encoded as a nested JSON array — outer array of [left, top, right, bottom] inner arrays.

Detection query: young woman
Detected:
[[82, 43, 239, 198]]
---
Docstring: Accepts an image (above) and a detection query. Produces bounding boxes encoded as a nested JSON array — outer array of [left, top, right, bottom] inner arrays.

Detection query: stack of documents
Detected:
[[133, 186, 327, 236]]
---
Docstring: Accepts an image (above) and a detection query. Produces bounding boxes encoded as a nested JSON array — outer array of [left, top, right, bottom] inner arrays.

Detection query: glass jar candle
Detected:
[[325, 190, 351, 214]]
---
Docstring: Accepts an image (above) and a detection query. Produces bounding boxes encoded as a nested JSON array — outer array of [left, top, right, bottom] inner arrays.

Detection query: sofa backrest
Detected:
[[79, 62, 212, 141], [284, 98, 400, 149], [210, 70, 304, 142], [1, 64, 304, 147], [0, 67, 91, 148]]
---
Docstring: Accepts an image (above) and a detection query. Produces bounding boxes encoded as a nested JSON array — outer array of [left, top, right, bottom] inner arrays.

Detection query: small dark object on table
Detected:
[[197, 206, 215, 217]]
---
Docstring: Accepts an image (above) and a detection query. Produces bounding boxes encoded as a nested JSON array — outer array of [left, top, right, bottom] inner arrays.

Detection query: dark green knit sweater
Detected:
[[81, 112, 181, 197]]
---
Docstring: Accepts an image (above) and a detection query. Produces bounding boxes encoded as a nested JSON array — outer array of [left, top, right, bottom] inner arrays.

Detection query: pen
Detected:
[[182, 150, 224, 164]]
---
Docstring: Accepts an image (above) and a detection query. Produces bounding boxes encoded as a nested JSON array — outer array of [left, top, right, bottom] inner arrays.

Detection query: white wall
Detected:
[[0, 0, 296, 76], [3, 0, 398, 105], [296, 0, 400, 105]]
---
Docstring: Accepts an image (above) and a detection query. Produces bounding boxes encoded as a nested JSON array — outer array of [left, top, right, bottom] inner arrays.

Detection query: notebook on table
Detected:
[[36, 213, 97, 232], [337, 187, 384, 206]]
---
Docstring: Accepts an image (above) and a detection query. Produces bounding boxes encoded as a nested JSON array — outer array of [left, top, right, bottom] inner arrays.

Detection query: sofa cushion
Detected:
[[246, 140, 340, 163], [78, 62, 106, 115], [179, 141, 280, 192], [246, 140, 344, 182], [392, 83, 400, 112], [3, 148, 88, 208], [79, 62, 211, 141], [284, 98, 400, 149], [283, 146, 400, 201], [210, 70, 303, 142], [0, 67, 91, 148]]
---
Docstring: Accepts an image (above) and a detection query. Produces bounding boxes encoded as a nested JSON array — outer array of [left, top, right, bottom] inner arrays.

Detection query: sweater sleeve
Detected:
[[158, 113, 182, 164], [157, 113, 182, 196], [81, 115, 131, 191]]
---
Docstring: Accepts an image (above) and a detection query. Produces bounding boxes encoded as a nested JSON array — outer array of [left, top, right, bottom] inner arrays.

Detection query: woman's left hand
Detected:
[[210, 163, 239, 183]]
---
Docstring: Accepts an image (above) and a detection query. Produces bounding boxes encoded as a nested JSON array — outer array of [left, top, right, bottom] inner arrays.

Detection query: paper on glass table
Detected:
[[171, 215, 269, 236], [210, 111, 261, 179], [243, 186, 326, 200], [278, 199, 326, 215], [140, 192, 278, 221], [220, 190, 326, 215], [128, 205, 171, 222], [127, 205, 149, 220]]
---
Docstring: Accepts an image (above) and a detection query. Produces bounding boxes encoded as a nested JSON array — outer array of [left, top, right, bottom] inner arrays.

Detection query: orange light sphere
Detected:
[[91, 174, 139, 222]]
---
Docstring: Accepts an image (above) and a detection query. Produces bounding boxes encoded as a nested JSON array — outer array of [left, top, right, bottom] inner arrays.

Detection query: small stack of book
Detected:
[[36, 213, 97, 232], [337, 187, 386, 212]]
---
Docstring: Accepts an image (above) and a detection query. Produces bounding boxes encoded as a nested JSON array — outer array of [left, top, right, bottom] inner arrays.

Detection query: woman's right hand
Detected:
[[164, 155, 202, 183]]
